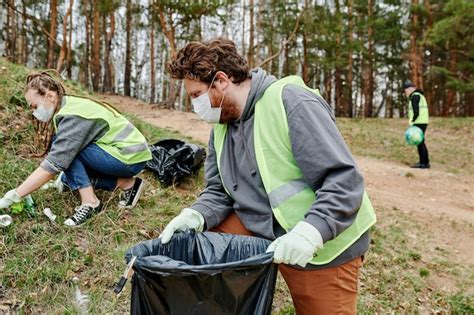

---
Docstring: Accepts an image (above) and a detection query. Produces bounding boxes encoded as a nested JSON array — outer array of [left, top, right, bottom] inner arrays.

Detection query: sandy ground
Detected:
[[102, 94, 474, 267]]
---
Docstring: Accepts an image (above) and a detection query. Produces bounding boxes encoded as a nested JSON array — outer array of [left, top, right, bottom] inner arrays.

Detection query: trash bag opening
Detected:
[[126, 230, 274, 269], [125, 230, 278, 315]]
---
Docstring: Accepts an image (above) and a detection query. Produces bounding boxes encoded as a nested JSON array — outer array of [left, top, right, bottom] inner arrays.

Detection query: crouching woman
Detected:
[[0, 72, 151, 226]]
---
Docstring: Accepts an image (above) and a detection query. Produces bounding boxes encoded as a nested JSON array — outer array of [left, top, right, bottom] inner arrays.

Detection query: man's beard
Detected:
[[210, 92, 240, 123]]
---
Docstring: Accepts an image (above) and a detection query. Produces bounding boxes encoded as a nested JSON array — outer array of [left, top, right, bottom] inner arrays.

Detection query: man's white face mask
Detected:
[[33, 96, 55, 122], [191, 74, 226, 124]]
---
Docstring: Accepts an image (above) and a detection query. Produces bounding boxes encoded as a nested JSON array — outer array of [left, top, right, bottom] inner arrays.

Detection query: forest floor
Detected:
[[1, 57, 472, 313], [103, 94, 474, 312]]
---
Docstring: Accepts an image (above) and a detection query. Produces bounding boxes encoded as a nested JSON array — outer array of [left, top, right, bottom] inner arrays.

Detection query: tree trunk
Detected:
[[79, 0, 91, 88], [284, 42, 290, 77], [241, 0, 246, 56], [324, 70, 332, 104], [157, 5, 177, 109], [47, 0, 58, 69], [334, 0, 342, 117], [409, 0, 423, 89], [423, 0, 435, 114], [443, 51, 457, 116], [124, 0, 132, 96], [91, 0, 101, 91], [5, 0, 11, 61], [254, 0, 264, 65], [302, 32, 309, 83], [150, 0, 156, 103], [66, 0, 74, 78], [346, 0, 354, 118], [465, 92, 474, 117], [103, 11, 116, 93], [56, 0, 74, 73], [363, 0, 374, 118], [247, 0, 254, 68], [20, 0, 28, 64]]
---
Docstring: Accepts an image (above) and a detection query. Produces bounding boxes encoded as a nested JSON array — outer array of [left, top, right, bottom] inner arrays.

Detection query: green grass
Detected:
[[1, 58, 473, 313], [337, 117, 474, 175]]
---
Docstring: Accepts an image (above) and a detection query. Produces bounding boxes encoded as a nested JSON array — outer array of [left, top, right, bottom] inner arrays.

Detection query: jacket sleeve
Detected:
[[40, 115, 108, 174], [191, 130, 234, 229], [283, 85, 365, 243], [411, 94, 420, 122]]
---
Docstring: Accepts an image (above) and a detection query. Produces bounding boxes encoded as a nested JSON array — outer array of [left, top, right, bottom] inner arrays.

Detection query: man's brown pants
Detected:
[[210, 213, 362, 315]]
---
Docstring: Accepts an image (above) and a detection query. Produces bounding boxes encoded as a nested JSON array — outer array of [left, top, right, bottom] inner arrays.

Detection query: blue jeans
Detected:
[[62, 143, 146, 191]]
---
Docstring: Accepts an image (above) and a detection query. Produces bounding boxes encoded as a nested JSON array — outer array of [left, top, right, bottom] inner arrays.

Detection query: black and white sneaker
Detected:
[[64, 202, 102, 227], [118, 178, 145, 209]]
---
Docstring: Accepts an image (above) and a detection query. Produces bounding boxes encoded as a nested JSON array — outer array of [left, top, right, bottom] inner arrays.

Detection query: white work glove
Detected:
[[159, 208, 205, 244], [0, 189, 22, 209], [266, 221, 323, 267]]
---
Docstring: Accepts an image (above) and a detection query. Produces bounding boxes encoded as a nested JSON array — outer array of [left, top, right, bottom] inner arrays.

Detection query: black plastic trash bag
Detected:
[[125, 230, 277, 315], [146, 139, 206, 186]]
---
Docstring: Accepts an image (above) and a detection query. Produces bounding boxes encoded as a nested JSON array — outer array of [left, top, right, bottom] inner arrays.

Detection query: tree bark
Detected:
[[324, 70, 332, 104], [79, 0, 91, 88], [247, 0, 254, 68], [465, 92, 474, 117], [56, 0, 74, 73], [66, 0, 74, 78], [157, 4, 177, 109], [346, 0, 354, 118], [103, 11, 116, 93], [20, 0, 28, 64], [409, 0, 423, 89], [91, 0, 101, 91], [363, 0, 374, 118], [124, 0, 132, 96], [423, 0, 435, 114], [334, 0, 343, 117], [254, 0, 263, 65], [241, 0, 246, 57], [443, 51, 457, 116], [47, 0, 58, 69], [150, 0, 156, 103]]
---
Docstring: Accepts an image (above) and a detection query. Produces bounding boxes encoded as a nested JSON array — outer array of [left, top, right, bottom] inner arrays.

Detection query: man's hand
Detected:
[[159, 208, 205, 244], [0, 189, 21, 209], [266, 221, 323, 267]]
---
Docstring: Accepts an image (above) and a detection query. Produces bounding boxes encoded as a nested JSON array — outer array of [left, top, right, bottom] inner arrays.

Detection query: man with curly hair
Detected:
[[160, 37, 376, 314]]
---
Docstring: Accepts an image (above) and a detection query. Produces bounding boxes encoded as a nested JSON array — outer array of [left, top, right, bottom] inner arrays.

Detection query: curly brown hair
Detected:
[[166, 37, 250, 85]]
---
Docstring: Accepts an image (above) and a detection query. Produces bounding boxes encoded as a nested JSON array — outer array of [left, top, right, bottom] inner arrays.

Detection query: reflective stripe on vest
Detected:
[[213, 75, 376, 265], [408, 92, 429, 124], [54, 96, 152, 165]]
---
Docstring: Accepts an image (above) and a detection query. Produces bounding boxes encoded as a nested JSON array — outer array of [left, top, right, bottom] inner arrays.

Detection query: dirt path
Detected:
[[102, 94, 474, 265]]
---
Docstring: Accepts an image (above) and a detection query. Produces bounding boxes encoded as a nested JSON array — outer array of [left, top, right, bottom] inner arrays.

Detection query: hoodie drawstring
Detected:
[[239, 119, 257, 177], [227, 124, 238, 191]]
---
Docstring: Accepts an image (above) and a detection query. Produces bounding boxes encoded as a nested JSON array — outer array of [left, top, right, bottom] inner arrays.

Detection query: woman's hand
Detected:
[[16, 166, 56, 197]]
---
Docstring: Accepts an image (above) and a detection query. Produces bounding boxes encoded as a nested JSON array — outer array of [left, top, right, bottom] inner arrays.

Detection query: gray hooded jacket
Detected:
[[191, 68, 370, 269]]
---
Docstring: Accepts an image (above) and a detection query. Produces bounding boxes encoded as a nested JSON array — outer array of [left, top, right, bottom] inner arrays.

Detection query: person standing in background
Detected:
[[403, 80, 430, 169]]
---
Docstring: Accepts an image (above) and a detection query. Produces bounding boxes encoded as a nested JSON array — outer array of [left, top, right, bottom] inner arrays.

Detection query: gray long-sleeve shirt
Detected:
[[192, 68, 370, 269], [40, 97, 109, 174]]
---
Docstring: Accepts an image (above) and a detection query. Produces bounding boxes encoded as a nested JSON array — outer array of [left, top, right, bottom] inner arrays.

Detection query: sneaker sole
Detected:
[[120, 180, 146, 209]]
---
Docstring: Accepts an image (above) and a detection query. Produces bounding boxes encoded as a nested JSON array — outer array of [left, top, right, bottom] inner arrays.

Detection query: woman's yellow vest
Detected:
[[213, 76, 376, 265], [408, 92, 429, 124], [53, 96, 152, 165]]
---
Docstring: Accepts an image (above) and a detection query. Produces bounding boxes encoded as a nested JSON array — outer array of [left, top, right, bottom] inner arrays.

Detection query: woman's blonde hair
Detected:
[[24, 70, 120, 156], [25, 70, 66, 106]]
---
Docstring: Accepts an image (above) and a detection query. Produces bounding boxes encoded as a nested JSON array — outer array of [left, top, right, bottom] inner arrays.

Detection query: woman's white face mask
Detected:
[[191, 74, 226, 124], [33, 96, 55, 122]]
